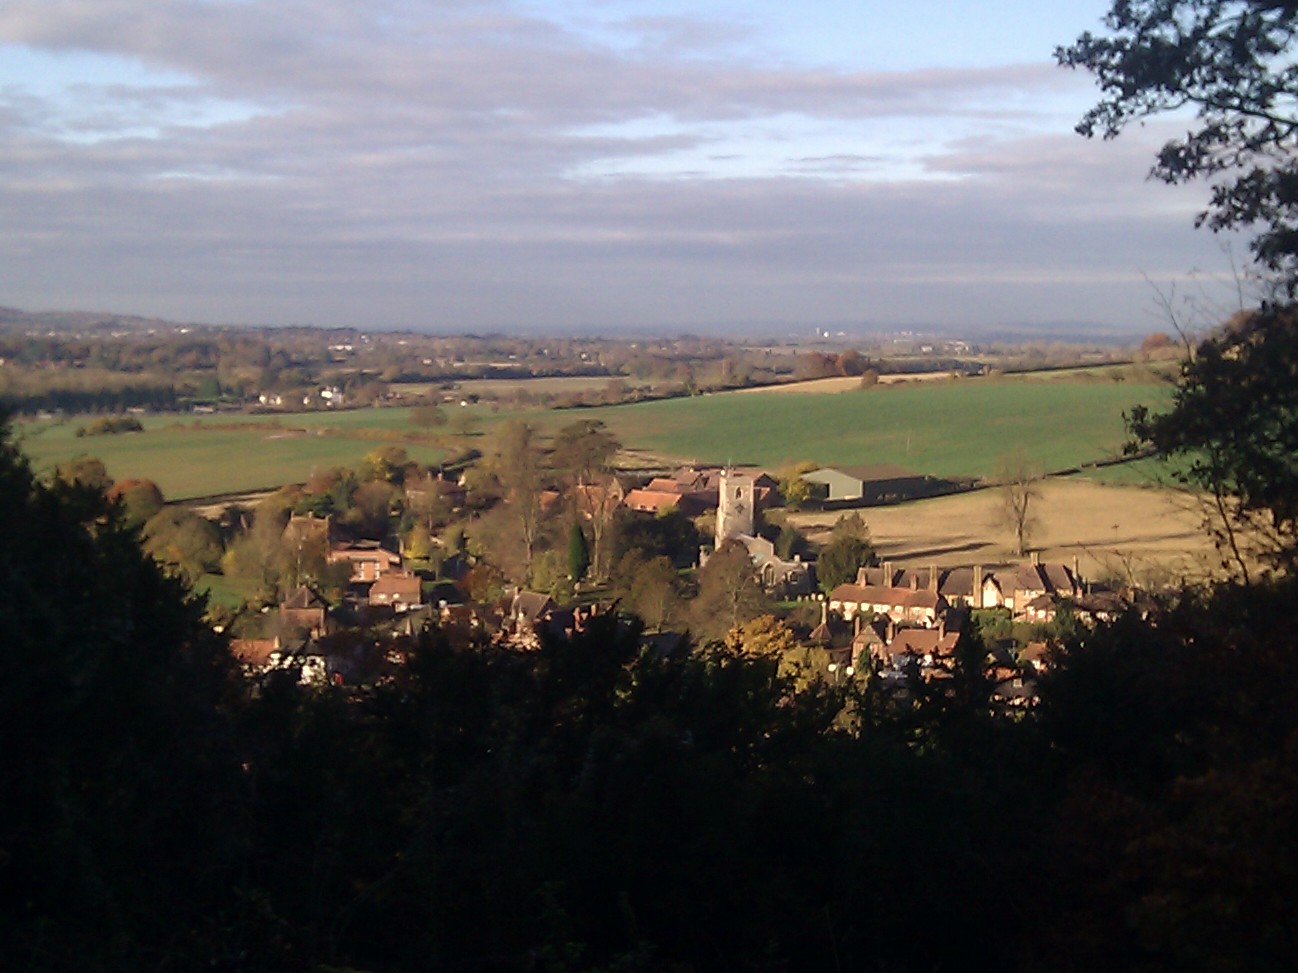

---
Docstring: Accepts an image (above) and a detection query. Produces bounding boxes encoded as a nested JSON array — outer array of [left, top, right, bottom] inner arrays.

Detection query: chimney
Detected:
[[1072, 554, 1081, 585], [1030, 550, 1040, 567], [883, 560, 893, 585], [910, 571, 918, 591], [973, 565, 983, 608], [930, 563, 939, 593]]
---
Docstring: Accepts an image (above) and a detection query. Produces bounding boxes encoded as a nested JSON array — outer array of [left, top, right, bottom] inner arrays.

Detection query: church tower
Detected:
[[715, 470, 755, 547]]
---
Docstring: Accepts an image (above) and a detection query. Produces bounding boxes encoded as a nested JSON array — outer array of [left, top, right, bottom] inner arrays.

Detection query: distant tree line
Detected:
[[1, 382, 178, 415]]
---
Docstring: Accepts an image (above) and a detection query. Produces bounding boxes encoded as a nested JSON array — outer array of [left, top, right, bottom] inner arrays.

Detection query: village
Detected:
[[225, 446, 1143, 710]]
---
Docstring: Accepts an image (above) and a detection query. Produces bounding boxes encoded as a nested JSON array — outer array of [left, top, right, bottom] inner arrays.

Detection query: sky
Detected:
[[0, 0, 1252, 337]]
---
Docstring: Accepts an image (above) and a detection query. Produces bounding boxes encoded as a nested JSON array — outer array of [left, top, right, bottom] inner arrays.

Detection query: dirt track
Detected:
[[732, 373, 958, 395]]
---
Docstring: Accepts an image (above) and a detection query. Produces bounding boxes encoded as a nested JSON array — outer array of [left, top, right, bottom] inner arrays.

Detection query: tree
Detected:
[[691, 539, 769, 643], [567, 520, 590, 581], [54, 453, 111, 492], [552, 419, 621, 578], [481, 420, 547, 580], [0, 418, 241, 970], [774, 522, 810, 561], [624, 553, 682, 631], [107, 477, 165, 530], [142, 507, 223, 582], [1057, 1, 1298, 284], [409, 403, 448, 429], [724, 613, 798, 659], [996, 450, 1041, 557], [1129, 307, 1298, 575], [221, 497, 293, 600], [611, 506, 701, 569], [1060, 3, 1298, 576], [817, 533, 874, 594], [403, 521, 436, 562], [346, 479, 401, 539], [360, 445, 409, 484], [831, 510, 872, 543], [777, 461, 818, 511]]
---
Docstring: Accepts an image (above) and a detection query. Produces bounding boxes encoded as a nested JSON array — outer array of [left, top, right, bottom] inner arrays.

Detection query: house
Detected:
[[865, 609, 969, 687], [1018, 641, 1051, 673], [1007, 555, 1081, 615], [282, 512, 331, 554], [623, 487, 710, 516], [279, 585, 330, 638], [985, 645, 1038, 709], [230, 637, 281, 670], [229, 635, 329, 686], [827, 582, 948, 627], [1071, 588, 1134, 624], [499, 590, 559, 649], [857, 562, 1005, 609], [1020, 592, 1061, 623], [368, 570, 423, 611], [329, 540, 402, 583], [876, 626, 960, 669]]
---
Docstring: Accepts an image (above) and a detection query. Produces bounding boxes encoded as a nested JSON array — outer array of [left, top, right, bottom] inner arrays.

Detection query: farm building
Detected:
[[800, 464, 940, 503]]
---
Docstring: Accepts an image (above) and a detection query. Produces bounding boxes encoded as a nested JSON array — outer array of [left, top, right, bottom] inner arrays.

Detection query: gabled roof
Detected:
[[1024, 592, 1058, 612], [330, 540, 400, 562], [882, 627, 960, 663], [282, 585, 328, 610], [230, 638, 279, 666], [624, 488, 684, 513], [1013, 562, 1077, 595], [938, 567, 975, 598], [371, 571, 421, 596], [828, 583, 946, 612], [857, 565, 904, 587], [1019, 641, 1051, 666], [1041, 562, 1077, 593], [807, 463, 921, 482], [512, 590, 557, 623]]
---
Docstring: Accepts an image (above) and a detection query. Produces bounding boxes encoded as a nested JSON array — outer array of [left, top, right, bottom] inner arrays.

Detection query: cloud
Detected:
[[0, 1, 1245, 333]]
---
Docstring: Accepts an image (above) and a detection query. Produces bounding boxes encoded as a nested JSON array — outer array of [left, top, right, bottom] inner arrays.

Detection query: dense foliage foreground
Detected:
[[2, 421, 1297, 973]]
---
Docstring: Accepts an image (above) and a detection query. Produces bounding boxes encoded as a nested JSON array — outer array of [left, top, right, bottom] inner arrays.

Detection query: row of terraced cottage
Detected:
[[820, 554, 1134, 707]]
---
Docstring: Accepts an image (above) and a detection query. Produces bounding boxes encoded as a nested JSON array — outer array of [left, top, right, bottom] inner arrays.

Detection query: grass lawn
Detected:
[[12, 372, 1174, 498], [558, 375, 1172, 479], [1069, 454, 1189, 487], [16, 413, 446, 500], [194, 573, 249, 611]]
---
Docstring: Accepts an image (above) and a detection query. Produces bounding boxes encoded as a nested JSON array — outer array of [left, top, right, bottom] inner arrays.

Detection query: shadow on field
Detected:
[[884, 540, 994, 561]]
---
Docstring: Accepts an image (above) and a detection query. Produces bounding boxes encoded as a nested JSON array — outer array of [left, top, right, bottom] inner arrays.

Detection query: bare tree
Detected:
[[481, 420, 547, 582], [996, 450, 1041, 557]]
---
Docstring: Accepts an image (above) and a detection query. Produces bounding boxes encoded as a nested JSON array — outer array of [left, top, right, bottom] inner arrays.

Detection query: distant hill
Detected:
[[0, 305, 208, 334]]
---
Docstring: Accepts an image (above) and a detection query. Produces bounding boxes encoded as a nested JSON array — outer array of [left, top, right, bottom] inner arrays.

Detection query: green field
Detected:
[[556, 375, 1172, 479], [14, 373, 1173, 498], [16, 414, 446, 500]]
